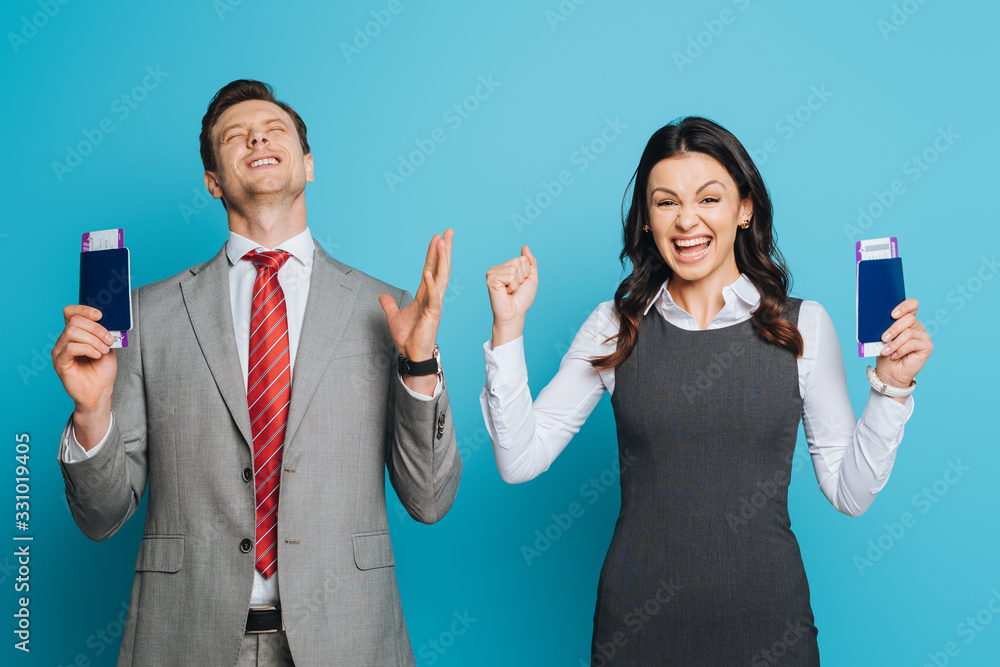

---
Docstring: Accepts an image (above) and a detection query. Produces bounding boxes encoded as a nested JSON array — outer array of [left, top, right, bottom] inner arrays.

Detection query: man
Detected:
[[52, 79, 461, 666]]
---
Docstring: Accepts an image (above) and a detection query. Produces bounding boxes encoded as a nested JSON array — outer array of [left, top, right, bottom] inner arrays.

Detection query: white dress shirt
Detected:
[[62, 227, 440, 606], [480, 274, 914, 517]]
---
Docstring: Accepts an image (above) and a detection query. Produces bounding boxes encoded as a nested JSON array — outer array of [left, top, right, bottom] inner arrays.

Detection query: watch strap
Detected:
[[398, 345, 440, 377], [866, 365, 915, 398]]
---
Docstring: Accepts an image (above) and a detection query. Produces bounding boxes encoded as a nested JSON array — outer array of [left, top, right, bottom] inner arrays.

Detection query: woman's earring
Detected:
[[738, 219, 750, 229], [643, 225, 650, 232]]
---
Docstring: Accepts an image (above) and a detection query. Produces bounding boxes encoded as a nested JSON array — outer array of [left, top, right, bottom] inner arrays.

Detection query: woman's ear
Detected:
[[739, 196, 754, 224]]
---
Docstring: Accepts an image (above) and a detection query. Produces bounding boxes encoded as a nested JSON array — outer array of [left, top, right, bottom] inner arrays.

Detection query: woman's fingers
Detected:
[[881, 312, 918, 342], [891, 298, 919, 318], [487, 257, 530, 293], [888, 329, 932, 361]]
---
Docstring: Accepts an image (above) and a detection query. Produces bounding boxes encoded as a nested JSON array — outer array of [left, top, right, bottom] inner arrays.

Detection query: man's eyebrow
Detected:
[[218, 118, 288, 139]]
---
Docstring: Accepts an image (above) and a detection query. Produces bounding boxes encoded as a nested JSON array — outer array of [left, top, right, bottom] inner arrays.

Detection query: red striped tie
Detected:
[[243, 249, 291, 578]]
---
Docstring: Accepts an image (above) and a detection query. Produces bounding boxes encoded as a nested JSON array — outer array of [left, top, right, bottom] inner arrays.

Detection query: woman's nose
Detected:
[[674, 207, 694, 229]]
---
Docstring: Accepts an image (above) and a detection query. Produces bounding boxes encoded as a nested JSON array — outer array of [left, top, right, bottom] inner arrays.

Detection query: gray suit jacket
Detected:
[[58, 243, 462, 666]]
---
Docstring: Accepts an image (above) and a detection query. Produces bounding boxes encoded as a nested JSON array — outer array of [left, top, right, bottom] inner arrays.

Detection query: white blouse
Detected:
[[480, 274, 914, 517]]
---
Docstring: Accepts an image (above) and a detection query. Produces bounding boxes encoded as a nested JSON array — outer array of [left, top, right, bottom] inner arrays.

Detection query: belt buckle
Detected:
[[246, 605, 284, 634]]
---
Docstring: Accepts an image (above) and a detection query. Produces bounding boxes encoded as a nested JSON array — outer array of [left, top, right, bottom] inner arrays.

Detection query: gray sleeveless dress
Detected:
[[592, 300, 820, 665]]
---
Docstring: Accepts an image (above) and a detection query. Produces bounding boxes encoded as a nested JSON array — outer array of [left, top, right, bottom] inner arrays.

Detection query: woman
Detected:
[[481, 117, 931, 664]]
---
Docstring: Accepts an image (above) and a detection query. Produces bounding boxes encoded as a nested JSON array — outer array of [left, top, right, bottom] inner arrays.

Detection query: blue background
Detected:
[[3, 0, 998, 665]]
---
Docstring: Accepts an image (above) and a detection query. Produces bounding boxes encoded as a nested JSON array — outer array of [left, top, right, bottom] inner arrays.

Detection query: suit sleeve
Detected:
[[384, 289, 462, 524], [57, 288, 149, 541]]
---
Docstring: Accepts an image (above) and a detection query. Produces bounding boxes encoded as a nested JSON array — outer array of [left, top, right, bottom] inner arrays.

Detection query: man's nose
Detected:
[[249, 129, 269, 146]]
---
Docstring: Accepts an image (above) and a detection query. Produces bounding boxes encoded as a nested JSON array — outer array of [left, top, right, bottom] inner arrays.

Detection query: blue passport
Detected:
[[79, 247, 132, 332], [857, 257, 905, 344]]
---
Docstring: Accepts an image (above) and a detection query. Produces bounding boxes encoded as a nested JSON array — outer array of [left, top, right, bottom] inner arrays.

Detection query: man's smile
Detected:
[[246, 154, 281, 169]]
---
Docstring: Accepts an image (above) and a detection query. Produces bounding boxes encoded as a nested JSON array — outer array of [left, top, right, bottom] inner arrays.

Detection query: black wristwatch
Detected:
[[398, 345, 441, 377]]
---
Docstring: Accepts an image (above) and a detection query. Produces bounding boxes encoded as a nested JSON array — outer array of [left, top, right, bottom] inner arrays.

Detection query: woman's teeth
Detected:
[[674, 237, 711, 257]]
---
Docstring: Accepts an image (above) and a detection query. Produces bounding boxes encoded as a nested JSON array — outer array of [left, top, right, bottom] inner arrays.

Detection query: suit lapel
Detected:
[[180, 247, 254, 449], [285, 244, 360, 448]]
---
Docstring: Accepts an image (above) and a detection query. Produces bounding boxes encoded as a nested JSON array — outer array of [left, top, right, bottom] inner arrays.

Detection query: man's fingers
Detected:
[[67, 314, 114, 345], [64, 341, 106, 361], [431, 230, 453, 285], [64, 304, 102, 325], [424, 268, 442, 312], [378, 294, 399, 320], [433, 234, 451, 289], [422, 233, 441, 276], [68, 327, 112, 355], [442, 228, 454, 256]]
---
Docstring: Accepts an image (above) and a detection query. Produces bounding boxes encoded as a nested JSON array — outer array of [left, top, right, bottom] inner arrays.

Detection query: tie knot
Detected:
[[244, 249, 290, 273]]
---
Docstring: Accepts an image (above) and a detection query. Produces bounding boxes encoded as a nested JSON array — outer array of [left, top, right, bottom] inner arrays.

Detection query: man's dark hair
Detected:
[[199, 79, 310, 172]]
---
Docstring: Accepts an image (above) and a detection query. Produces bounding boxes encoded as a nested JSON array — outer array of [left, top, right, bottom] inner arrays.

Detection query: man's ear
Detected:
[[204, 171, 224, 200], [304, 153, 314, 183]]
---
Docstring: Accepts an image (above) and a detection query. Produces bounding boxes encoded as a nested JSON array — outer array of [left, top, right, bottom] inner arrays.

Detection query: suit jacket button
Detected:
[[240, 539, 253, 554], [242, 467, 252, 483], [438, 412, 446, 425]]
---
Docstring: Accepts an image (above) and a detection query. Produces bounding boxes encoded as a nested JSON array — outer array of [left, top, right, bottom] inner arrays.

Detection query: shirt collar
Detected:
[[643, 273, 762, 323], [226, 226, 315, 269]]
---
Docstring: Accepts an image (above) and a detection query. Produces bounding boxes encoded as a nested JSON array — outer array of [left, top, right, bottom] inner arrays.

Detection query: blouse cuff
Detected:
[[859, 387, 914, 440], [483, 336, 528, 390]]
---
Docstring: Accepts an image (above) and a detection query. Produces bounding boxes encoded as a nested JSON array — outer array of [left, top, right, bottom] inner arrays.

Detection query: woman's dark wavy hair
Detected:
[[591, 116, 803, 370]]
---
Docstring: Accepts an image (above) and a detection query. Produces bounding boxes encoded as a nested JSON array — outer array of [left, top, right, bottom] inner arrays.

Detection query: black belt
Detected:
[[246, 606, 284, 634]]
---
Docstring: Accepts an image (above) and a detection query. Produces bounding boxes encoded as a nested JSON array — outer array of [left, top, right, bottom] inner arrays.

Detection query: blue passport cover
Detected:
[[79, 247, 132, 331], [857, 257, 905, 344]]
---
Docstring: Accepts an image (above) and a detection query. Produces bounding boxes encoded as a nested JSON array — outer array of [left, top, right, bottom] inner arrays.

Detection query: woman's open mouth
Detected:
[[672, 236, 712, 263]]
